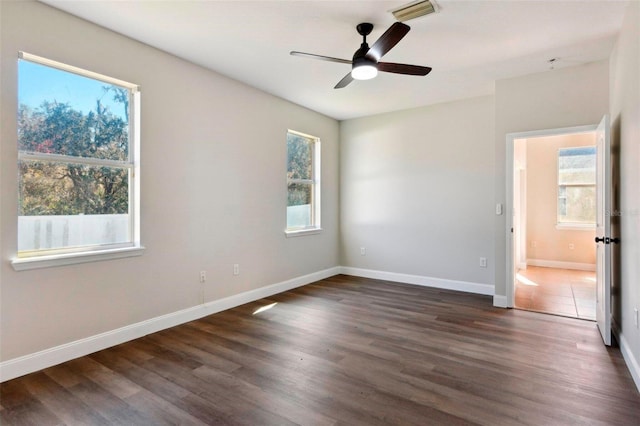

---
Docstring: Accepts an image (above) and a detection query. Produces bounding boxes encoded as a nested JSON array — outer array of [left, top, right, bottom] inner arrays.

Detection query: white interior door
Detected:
[[513, 167, 521, 277], [595, 115, 611, 346]]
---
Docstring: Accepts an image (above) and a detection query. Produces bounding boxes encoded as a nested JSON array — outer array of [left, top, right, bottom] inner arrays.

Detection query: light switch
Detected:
[[495, 203, 503, 215]]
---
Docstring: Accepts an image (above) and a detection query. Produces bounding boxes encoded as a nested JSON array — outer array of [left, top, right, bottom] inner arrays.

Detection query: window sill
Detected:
[[555, 223, 595, 231], [285, 228, 323, 238], [11, 246, 145, 271]]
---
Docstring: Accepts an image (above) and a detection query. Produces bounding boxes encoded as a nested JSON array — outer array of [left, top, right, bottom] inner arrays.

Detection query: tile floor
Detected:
[[515, 266, 596, 320]]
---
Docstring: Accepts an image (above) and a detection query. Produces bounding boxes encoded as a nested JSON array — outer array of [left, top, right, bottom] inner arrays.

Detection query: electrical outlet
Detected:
[[233, 264, 240, 276], [569, 243, 575, 250], [360, 247, 366, 256], [200, 271, 206, 283], [479, 257, 487, 268]]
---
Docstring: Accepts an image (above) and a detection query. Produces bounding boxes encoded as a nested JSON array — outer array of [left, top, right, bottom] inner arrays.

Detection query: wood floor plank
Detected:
[[0, 399, 63, 426], [18, 372, 111, 425], [1, 274, 639, 425]]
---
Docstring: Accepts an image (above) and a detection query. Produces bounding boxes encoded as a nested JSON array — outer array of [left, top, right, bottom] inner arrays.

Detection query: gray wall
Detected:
[[340, 96, 496, 287], [0, 1, 340, 361]]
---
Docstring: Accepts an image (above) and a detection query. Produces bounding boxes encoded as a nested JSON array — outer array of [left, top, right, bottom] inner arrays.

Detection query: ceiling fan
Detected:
[[290, 22, 432, 89]]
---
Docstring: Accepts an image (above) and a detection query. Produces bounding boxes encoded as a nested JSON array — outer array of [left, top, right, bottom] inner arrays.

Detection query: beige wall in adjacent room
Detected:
[[525, 133, 596, 265]]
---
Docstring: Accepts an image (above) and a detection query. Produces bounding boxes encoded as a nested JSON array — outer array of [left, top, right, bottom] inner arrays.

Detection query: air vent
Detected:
[[390, 0, 438, 22]]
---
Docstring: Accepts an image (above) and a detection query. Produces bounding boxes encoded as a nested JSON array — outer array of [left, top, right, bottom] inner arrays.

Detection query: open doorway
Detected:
[[511, 130, 597, 320]]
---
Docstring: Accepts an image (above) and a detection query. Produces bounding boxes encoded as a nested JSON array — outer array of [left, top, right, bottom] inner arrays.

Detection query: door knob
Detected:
[[595, 236, 620, 244]]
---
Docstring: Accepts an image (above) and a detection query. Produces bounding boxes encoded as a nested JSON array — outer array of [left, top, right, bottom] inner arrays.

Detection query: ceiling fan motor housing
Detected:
[[353, 53, 377, 69], [353, 44, 375, 63]]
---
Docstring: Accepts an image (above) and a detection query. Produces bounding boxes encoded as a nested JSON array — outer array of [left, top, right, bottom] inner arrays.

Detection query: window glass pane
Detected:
[[558, 146, 595, 185], [18, 213, 130, 254], [18, 60, 129, 160], [18, 160, 130, 253], [19, 160, 129, 216], [557, 185, 596, 224], [287, 183, 312, 228], [558, 186, 567, 217], [287, 133, 311, 180]]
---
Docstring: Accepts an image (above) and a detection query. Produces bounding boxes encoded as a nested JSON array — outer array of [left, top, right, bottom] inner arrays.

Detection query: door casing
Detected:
[[504, 124, 597, 308]]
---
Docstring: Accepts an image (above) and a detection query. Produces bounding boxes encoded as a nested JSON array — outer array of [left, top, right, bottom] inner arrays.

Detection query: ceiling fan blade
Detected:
[[378, 62, 432, 76], [290, 51, 351, 64], [334, 72, 354, 89], [366, 22, 410, 61]]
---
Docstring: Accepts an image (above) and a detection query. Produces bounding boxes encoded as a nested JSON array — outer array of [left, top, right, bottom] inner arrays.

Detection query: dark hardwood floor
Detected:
[[1, 275, 639, 425]]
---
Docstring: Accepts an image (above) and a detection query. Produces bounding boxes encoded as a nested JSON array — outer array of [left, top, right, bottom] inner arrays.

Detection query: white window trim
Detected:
[[11, 246, 145, 271], [555, 223, 596, 231], [285, 228, 323, 238], [19, 52, 139, 90], [285, 130, 321, 236], [14, 52, 142, 269]]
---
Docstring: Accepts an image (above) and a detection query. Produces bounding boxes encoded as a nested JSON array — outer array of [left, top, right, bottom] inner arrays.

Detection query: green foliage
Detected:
[[103, 86, 130, 122], [18, 99, 130, 216], [287, 132, 313, 206], [287, 183, 311, 207], [287, 133, 312, 180]]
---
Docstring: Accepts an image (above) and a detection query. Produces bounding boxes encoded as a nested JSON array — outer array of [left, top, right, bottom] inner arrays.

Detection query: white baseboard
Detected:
[[619, 334, 640, 393], [0, 266, 340, 383], [612, 319, 640, 393], [493, 295, 508, 308], [339, 266, 494, 296], [518, 262, 528, 270], [527, 259, 596, 271]]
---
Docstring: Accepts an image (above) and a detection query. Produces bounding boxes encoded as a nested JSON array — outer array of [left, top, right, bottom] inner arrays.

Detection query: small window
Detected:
[[15, 52, 141, 264], [557, 146, 596, 227], [286, 130, 321, 235]]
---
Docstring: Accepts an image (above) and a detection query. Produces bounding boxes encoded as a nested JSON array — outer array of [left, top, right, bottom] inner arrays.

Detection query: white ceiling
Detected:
[[41, 0, 628, 120]]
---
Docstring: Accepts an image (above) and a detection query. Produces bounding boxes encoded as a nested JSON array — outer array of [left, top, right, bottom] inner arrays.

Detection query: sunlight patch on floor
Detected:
[[253, 302, 278, 315], [516, 273, 539, 286]]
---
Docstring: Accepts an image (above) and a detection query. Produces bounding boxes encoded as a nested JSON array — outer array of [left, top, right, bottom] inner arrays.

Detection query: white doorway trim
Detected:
[[505, 124, 597, 308]]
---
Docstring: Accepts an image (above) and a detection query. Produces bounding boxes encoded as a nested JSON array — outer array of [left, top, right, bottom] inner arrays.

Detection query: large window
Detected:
[[557, 146, 596, 227], [286, 130, 320, 235], [14, 52, 141, 267]]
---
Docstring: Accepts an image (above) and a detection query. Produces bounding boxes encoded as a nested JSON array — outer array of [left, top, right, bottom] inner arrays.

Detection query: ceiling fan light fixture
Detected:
[[351, 63, 378, 80], [390, 0, 438, 22]]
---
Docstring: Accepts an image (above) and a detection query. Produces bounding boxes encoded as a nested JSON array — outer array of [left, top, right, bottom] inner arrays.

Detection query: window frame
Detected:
[[285, 129, 321, 237], [556, 145, 596, 230], [11, 52, 143, 271]]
